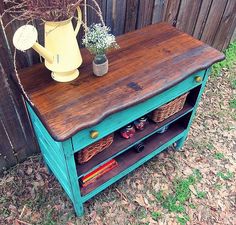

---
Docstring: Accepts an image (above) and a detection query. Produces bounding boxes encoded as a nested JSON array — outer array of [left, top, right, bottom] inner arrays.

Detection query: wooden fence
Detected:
[[0, 0, 236, 173]]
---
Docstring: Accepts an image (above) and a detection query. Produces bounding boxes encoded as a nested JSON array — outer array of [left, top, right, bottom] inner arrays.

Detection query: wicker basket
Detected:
[[151, 92, 189, 123], [76, 133, 114, 164]]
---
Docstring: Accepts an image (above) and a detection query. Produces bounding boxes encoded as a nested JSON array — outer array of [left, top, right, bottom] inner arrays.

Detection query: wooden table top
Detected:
[[19, 23, 224, 141]]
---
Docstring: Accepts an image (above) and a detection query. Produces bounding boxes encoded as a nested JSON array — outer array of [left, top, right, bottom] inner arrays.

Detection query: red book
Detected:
[[81, 159, 118, 187]]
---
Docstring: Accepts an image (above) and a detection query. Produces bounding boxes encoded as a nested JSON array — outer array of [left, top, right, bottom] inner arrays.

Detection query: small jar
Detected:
[[156, 124, 169, 134], [134, 142, 145, 153], [120, 124, 136, 139], [93, 54, 108, 76], [134, 116, 148, 131]]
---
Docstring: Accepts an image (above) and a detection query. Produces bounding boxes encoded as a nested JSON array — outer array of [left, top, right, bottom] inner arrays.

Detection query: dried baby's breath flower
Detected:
[[82, 23, 119, 56]]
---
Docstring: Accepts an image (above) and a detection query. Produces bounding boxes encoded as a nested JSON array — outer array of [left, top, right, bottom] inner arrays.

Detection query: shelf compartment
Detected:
[[76, 104, 193, 178], [80, 123, 186, 198]]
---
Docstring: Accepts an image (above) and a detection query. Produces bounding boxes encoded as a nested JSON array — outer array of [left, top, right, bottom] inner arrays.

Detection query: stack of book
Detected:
[[80, 159, 118, 187]]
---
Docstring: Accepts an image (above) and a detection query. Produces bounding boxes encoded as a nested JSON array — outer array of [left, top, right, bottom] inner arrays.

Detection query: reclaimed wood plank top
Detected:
[[19, 22, 224, 141]]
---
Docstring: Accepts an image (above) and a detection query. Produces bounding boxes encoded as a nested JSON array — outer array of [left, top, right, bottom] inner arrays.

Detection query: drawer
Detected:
[[72, 70, 206, 152]]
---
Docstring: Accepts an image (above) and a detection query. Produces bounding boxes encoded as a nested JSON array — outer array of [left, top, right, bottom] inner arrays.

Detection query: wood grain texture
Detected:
[[137, 0, 155, 29], [213, 0, 236, 50], [0, 18, 38, 172], [163, 0, 181, 26], [201, 0, 228, 45], [125, 0, 139, 32], [152, 0, 165, 24], [193, 0, 212, 39], [231, 27, 236, 43], [87, 0, 107, 26], [109, 0, 127, 35], [176, 0, 202, 35], [18, 23, 224, 141]]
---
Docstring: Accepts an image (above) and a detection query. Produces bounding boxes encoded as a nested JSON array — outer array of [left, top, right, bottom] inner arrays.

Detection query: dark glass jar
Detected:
[[134, 142, 145, 153]]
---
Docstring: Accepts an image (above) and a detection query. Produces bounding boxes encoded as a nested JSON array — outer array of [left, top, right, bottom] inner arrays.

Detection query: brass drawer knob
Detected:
[[195, 76, 202, 83], [90, 130, 99, 139]]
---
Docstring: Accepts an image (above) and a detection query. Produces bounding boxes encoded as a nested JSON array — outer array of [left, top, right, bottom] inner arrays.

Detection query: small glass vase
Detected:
[[93, 54, 109, 76]]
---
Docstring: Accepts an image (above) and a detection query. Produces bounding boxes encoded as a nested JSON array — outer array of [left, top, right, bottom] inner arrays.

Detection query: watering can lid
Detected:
[[13, 25, 38, 51]]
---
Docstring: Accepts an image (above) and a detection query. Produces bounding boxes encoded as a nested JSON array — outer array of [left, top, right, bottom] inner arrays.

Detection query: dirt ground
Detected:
[[0, 67, 235, 225]]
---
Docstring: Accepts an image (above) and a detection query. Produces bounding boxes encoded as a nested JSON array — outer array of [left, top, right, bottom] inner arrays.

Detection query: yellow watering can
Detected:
[[13, 7, 83, 82]]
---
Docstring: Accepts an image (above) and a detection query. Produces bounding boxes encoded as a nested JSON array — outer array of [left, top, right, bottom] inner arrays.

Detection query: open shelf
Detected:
[[80, 123, 185, 196], [76, 103, 193, 178]]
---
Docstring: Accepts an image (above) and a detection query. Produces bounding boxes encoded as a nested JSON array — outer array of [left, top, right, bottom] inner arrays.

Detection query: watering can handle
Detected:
[[75, 6, 82, 36]]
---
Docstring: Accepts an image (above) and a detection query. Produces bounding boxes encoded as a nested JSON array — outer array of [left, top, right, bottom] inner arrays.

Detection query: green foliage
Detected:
[[214, 152, 224, 160], [212, 41, 236, 76], [193, 169, 203, 181], [214, 183, 223, 190], [155, 171, 205, 224], [174, 175, 195, 203], [217, 171, 234, 180], [231, 79, 236, 89], [196, 191, 207, 199], [189, 203, 196, 209], [229, 98, 236, 109], [176, 215, 190, 225], [151, 212, 162, 221]]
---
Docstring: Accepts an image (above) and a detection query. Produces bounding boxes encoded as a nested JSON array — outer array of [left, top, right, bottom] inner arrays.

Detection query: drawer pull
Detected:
[[195, 76, 202, 83], [90, 130, 99, 139]]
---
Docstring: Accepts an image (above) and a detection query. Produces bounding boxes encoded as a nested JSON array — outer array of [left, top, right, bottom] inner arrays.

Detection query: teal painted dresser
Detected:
[[18, 23, 224, 216]]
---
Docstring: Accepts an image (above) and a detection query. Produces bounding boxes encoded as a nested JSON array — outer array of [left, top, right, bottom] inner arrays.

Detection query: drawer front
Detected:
[[72, 70, 206, 152]]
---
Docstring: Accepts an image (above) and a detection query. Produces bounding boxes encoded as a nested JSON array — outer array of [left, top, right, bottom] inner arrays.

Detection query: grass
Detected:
[[230, 79, 236, 89], [217, 171, 234, 180], [214, 152, 224, 160], [177, 215, 190, 225], [151, 211, 162, 221], [155, 170, 205, 224], [212, 41, 236, 76], [229, 98, 236, 109]]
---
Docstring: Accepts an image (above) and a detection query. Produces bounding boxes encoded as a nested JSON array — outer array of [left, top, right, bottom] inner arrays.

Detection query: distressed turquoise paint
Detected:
[[175, 68, 211, 149], [62, 140, 84, 216], [82, 130, 188, 202], [27, 103, 74, 200], [72, 70, 205, 152], [26, 68, 212, 217], [78, 107, 194, 179]]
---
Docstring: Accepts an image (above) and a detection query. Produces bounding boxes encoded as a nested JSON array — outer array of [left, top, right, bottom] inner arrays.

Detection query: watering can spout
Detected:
[[32, 42, 54, 64], [13, 25, 54, 64]]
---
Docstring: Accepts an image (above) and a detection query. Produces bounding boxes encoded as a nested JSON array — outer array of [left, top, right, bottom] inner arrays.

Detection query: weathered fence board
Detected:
[[163, 0, 181, 26], [137, 0, 155, 29], [214, 0, 236, 50], [152, 0, 165, 24], [0, 0, 236, 172], [193, 0, 213, 39], [125, 0, 139, 32], [201, 0, 228, 46], [176, 0, 202, 35]]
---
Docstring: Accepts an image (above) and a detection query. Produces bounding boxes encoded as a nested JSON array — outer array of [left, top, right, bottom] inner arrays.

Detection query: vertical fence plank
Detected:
[[125, 0, 139, 32], [0, 12, 39, 170], [163, 0, 181, 26], [137, 0, 155, 29], [193, 0, 213, 39], [0, 118, 17, 173], [231, 27, 236, 43], [176, 0, 202, 35], [152, 0, 165, 24], [106, 0, 127, 35], [213, 1, 236, 50], [87, 0, 107, 26], [200, 0, 228, 46]]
